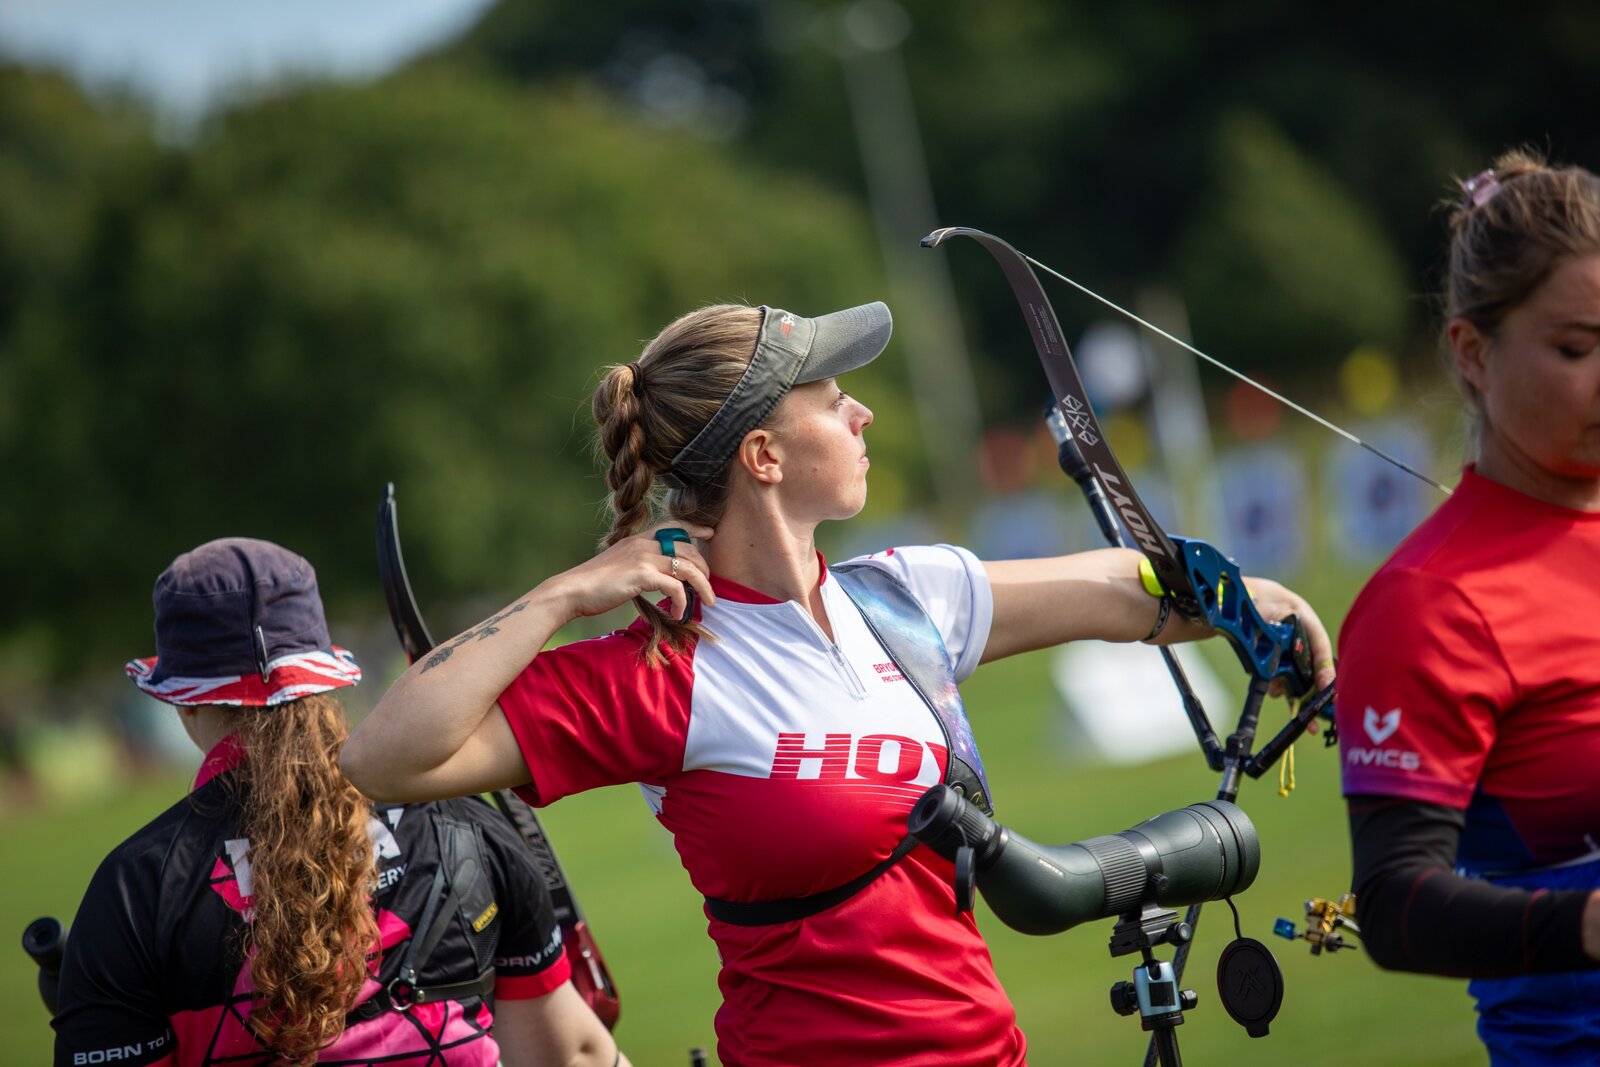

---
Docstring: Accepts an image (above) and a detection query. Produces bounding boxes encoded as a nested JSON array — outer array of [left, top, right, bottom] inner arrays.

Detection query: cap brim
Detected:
[[126, 646, 361, 707], [795, 301, 893, 384]]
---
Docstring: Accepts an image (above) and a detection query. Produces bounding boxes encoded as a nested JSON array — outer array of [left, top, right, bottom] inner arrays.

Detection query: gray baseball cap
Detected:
[[661, 302, 892, 489]]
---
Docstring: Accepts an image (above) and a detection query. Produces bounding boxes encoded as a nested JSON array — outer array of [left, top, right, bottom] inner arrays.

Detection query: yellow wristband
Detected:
[[1137, 558, 1166, 598]]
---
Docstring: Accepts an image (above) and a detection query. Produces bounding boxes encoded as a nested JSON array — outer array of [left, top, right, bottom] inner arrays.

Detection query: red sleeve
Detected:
[[494, 951, 572, 1001], [1336, 567, 1516, 809], [497, 623, 695, 805]]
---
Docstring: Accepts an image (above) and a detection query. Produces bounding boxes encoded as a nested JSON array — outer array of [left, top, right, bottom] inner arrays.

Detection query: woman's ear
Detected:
[[736, 427, 784, 486], [1448, 317, 1491, 396]]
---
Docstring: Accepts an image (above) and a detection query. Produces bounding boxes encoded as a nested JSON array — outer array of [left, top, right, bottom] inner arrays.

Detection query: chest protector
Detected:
[[703, 562, 992, 926]]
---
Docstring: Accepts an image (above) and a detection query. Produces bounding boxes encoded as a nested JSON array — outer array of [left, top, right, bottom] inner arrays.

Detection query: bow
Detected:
[[923, 227, 1320, 703], [376, 483, 621, 1030], [924, 228, 1342, 1065]]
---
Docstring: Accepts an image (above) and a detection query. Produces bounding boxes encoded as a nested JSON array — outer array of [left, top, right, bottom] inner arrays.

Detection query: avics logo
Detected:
[[1346, 705, 1419, 772], [1364, 706, 1401, 745]]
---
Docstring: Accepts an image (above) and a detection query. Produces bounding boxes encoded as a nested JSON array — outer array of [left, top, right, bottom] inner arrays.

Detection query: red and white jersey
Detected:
[[499, 545, 1026, 1067]]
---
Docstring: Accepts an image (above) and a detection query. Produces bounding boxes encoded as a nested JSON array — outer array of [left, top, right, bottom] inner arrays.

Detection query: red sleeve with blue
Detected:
[[1337, 566, 1516, 809]]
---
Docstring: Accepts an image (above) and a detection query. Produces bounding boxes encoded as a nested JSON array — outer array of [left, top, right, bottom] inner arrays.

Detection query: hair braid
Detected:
[[591, 304, 763, 665], [595, 365, 658, 548]]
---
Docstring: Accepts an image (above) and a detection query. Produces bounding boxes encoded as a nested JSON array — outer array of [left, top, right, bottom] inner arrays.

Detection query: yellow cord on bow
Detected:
[[1277, 694, 1302, 797]]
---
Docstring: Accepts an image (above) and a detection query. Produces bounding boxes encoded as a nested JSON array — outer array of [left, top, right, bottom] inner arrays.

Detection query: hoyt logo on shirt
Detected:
[[769, 732, 944, 783], [1345, 706, 1420, 771]]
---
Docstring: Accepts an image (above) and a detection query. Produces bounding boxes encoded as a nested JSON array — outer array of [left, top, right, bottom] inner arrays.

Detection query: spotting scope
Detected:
[[907, 785, 1260, 935]]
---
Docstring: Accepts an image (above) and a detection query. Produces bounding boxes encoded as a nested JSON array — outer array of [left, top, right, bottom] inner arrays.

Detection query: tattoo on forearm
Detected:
[[419, 601, 530, 673]]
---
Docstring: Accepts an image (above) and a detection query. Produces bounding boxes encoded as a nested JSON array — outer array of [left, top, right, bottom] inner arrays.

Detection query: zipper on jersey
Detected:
[[787, 603, 868, 700]]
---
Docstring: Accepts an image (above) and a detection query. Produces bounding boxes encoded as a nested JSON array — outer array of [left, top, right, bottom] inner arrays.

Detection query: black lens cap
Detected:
[[1216, 937, 1284, 1038]]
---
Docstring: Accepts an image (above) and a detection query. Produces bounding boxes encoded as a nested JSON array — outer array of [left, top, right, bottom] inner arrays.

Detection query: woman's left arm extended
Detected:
[[981, 548, 1335, 689]]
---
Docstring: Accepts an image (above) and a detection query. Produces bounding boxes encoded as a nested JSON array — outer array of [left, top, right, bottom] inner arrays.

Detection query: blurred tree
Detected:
[[0, 67, 906, 685], [0, 66, 165, 712], [1174, 113, 1408, 373], [428, 0, 1600, 414]]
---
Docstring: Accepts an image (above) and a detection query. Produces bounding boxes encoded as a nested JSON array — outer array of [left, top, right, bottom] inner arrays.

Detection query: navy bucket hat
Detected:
[[125, 538, 361, 707]]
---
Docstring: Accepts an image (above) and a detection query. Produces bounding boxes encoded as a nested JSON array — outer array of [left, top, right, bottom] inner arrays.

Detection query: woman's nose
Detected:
[[853, 399, 874, 430]]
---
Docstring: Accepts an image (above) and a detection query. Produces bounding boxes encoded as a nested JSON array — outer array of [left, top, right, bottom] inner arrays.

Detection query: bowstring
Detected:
[[1024, 254, 1453, 496]]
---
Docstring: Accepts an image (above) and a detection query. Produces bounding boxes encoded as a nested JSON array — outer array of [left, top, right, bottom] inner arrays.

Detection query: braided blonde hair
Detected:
[[592, 304, 763, 664]]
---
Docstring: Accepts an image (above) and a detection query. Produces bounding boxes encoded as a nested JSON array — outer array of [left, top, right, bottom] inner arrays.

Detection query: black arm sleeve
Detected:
[[1348, 794, 1595, 976]]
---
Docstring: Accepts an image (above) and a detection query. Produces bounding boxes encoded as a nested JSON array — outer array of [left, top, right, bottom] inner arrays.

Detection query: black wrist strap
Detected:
[[1142, 595, 1172, 642]]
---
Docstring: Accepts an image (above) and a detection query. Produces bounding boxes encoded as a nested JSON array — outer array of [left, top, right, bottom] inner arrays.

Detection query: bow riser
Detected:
[[1170, 537, 1314, 697]]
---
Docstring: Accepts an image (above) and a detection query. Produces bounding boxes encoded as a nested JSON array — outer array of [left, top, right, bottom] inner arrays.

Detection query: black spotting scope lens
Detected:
[[908, 785, 1260, 936]]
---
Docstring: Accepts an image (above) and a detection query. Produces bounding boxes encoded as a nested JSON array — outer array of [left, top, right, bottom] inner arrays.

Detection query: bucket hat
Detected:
[[125, 538, 361, 707]]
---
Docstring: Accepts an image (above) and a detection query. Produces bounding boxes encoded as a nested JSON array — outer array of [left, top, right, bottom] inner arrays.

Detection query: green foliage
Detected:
[[1176, 113, 1409, 373], [437, 0, 1600, 417], [0, 66, 908, 685]]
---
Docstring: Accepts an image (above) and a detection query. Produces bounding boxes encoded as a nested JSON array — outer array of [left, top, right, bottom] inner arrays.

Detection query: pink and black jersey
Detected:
[[52, 737, 570, 1067], [1337, 466, 1600, 874], [499, 544, 1026, 1067]]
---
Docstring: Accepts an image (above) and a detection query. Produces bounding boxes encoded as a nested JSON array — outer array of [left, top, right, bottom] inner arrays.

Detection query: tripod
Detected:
[[1108, 906, 1199, 1067]]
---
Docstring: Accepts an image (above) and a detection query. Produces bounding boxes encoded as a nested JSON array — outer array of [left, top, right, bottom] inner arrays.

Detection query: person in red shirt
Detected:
[[343, 301, 1335, 1066], [1337, 151, 1600, 1064], [52, 538, 625, 1067]]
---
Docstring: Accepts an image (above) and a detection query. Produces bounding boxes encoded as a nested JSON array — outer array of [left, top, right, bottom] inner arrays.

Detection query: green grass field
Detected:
[[1, 646, 1485, 1065]]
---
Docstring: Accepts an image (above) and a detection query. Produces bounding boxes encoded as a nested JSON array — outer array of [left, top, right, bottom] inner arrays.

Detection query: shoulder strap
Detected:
[[832, 563, 992, 814], [352, 810, 498, 1020]]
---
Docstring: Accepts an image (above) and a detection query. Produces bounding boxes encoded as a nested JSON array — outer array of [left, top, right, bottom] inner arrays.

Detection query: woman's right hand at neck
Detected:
[[553, 523, 716, 620], [340, 523, 714, 803]]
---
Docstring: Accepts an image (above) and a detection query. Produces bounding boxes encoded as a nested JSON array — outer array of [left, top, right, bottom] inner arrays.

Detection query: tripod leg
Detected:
[[1152, 1026, 1182, 1067]]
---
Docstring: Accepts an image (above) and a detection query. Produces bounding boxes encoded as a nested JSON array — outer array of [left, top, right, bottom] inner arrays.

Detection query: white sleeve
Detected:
[[838, 544, 993, 683]]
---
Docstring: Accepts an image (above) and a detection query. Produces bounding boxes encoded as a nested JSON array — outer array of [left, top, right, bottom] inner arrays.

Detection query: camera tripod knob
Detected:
[[1179, 989, 1199, 1011], [1109, 980, 1140, 1016]]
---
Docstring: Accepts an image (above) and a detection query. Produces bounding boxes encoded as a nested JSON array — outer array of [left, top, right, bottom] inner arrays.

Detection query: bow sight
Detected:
[[924, 227, 1344, 1067]]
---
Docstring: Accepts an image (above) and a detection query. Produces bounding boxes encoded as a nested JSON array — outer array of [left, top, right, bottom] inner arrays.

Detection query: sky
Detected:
[[0, 0, 494, 119]]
